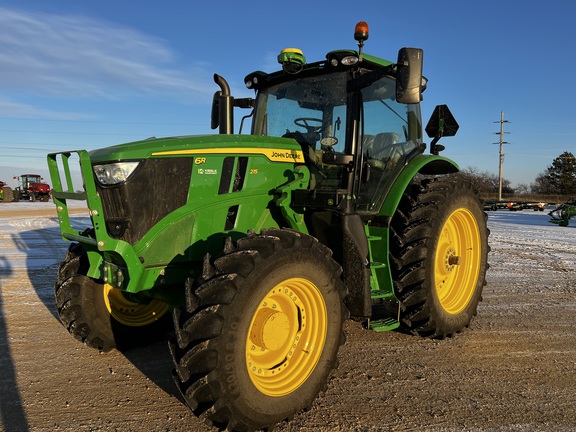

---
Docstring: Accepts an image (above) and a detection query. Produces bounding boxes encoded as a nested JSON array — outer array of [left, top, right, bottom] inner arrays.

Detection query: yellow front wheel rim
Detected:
[[435, 208, 482, 314], [246, 278, 327, 397], [103, 284, 169, 327]]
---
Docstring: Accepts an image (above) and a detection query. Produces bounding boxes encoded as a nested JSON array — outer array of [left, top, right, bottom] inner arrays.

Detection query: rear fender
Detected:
[[366, 155, 459, 300], [379, 154, 458, 218]]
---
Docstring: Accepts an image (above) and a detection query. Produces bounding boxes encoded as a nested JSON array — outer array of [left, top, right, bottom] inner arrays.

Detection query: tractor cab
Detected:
[[246, 54, 424, 216], [20, 174, 43, 189], [214, 21, 456, 218]]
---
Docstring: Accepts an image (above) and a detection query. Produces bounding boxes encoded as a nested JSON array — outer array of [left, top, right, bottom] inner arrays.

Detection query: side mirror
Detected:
[[396, 48, 423, 104], [425, 104, 459, 138], [425, 104, 459, 155], [211, 91, 221, 130]]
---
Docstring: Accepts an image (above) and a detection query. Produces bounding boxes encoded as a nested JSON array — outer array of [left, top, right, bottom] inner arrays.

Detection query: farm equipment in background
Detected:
[[47, 21, 489, 432], [516, 201, 547, 211], [0, 180, 15, 202], [549, 200, 576, 226], [483, 200, 508, 211], [483, 200, 547, 211], [12, 174, 51, 202]]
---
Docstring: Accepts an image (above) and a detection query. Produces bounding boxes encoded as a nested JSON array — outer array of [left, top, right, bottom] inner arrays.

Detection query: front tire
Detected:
[[0, 186, 14, 202], [54, 243, 171, 351], [170, 228, 347, 431], [390, 177, 489, 338]]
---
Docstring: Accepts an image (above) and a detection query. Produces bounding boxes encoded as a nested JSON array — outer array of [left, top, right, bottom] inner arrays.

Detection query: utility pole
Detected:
[[493, 112, 510, 201]]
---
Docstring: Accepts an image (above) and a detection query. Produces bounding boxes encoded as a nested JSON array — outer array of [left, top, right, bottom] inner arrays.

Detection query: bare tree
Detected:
[[456, 167, 513, 194], [514, 183, 530, 195]]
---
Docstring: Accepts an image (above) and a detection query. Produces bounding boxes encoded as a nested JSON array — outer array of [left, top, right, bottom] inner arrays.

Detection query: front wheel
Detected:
[[54, 243, 171, 351], [390, 177, 490, 338], [170, 228, 347, 431], [0, 186, 14, 202]]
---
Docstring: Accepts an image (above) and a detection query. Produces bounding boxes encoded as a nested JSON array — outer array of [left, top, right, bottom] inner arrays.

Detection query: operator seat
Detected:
[[362, 134, 375, 149], [368, 132, 400, 160], [363, 132, 402, 171]]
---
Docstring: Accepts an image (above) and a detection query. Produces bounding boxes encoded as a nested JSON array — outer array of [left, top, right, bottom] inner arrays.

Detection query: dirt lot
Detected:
[[1, 205, 575, 431]]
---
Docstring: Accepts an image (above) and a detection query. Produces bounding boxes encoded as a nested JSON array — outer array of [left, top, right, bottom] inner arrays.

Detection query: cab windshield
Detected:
[[252, 72, 349, 154], [252, 72, 349, 190]]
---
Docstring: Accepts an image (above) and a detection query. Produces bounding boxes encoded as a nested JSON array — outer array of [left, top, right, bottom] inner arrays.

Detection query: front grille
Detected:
[[96, 158, 193, 244]]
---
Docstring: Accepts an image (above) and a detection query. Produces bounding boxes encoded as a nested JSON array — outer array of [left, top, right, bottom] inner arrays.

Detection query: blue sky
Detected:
[[1, 1, 575, 189]]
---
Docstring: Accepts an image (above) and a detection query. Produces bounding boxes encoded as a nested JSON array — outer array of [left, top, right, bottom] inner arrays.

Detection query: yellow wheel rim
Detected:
[[435, 208, 482, 314], [246, 278, 327, 397], [103, 284, 169, 327]]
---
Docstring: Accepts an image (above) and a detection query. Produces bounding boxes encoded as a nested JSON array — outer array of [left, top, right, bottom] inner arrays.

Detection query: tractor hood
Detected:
[[88, 134, 305, 166], [28, 182, 51, 192]]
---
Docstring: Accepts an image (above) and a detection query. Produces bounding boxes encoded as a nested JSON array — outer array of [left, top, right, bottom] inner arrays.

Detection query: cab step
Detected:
[[369, 317, 400, 332]]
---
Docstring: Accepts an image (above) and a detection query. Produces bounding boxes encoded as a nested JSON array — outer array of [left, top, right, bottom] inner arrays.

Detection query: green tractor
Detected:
[[48, 21, 489, 432], [0, 180, 14, 202], [549, 200, 576, 226]]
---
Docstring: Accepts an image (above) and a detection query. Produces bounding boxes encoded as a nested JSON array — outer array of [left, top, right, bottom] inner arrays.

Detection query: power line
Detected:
[[0, 129, 158, 136], [0, 117, 204, 126], [0, 154, 47, 160]]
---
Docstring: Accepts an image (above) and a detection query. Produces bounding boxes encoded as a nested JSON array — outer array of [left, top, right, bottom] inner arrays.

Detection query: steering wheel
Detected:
[[294, 117, 323, 134]]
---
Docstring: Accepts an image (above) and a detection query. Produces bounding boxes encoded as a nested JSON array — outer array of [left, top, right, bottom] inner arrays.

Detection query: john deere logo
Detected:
[[271, 151, 300, 160]]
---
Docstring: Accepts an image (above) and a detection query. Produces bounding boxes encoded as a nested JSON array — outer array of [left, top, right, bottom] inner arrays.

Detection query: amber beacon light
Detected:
[[354, 21, 369, 42]]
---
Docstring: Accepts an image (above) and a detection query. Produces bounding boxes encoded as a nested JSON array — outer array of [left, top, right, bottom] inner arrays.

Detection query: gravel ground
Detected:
[[0, 203, 575, 432]]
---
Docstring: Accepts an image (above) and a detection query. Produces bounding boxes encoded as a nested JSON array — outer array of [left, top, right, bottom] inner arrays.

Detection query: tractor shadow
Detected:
[[15, 220, 182, 401], [0, 251, 30, 430]]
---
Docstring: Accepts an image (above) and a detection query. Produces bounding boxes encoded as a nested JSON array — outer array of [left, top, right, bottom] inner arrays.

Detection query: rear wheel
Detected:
[[54, 242, 170, 351], [390, 177, 489, 338], [170, 228, 347, 431]]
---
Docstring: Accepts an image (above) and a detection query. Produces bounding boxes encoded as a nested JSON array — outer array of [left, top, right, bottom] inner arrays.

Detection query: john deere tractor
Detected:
[[48, 21, 489, 432]]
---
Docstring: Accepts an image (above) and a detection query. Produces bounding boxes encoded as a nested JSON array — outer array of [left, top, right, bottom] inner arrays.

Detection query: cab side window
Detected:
[[356, 78, 421, 213]]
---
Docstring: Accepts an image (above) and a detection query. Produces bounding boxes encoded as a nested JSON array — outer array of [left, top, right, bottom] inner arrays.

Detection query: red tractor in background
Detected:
[[6, 174, 51, 202]]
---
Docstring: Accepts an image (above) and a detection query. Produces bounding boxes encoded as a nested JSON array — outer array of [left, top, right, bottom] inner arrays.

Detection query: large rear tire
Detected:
[[170, 228, 347, 431], [54, 242, 171, 351], [390, 177, 489, 338]]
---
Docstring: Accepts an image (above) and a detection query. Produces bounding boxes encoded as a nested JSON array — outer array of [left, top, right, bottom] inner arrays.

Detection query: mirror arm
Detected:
[[429, 135, 446, 155]]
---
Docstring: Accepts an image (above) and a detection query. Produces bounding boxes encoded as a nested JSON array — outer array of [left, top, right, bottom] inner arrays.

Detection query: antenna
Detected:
[[493, 111, 510, 201]]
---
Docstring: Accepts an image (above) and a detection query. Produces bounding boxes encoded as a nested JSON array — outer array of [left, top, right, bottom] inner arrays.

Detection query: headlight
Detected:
[[340, 55, 359, 66], [93, 161, 140, 185]]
